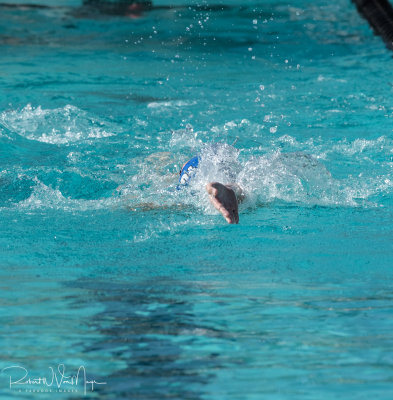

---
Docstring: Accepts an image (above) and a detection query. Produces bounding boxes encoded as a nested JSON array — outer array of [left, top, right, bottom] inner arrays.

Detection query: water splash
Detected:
[[118, 129, 393, 215], [14, 178, 119, 211], [1, 106, 392, 215], [0, 104, 118, 144]]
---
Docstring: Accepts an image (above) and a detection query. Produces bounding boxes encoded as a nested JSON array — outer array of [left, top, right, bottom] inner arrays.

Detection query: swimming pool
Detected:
[[1, 0, 393, 398]]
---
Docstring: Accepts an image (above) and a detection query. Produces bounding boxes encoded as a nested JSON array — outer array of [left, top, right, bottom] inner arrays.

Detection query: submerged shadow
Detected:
[[65, 277, 228, 399]]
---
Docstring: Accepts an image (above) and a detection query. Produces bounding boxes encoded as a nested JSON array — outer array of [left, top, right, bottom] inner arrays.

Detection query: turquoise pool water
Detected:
[[1, 0, 393, 398]]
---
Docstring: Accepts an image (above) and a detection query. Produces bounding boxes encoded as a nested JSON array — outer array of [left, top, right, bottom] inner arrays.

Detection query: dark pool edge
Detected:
[[353, 0, 393, 50]]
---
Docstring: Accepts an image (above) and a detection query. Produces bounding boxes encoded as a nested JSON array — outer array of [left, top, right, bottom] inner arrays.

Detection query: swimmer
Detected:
[[81, 0, 152, 17], [178, 156, 244, 224], [120, 147, 328, 224], [117, 146, 245, 224], [79, 1, 233, 17]]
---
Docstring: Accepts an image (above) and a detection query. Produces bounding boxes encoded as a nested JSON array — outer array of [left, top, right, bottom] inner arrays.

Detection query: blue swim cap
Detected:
[[178, 156, 199, 187]]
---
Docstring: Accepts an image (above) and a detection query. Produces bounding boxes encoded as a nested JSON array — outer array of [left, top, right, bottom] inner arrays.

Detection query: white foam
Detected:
[[5, 111, 393, 214], [123, 133, 393, 213], [147, 100, 196, 109], [16, 179, 118, 211], [0, 104, 117, 144]]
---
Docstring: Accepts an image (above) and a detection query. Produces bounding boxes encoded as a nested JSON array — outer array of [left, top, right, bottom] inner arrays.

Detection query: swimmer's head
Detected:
[[178, 156, 199, 187]]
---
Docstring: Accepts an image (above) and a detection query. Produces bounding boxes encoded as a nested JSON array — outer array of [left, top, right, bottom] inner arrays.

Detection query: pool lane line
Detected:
[[353, 0, 393, 49]]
